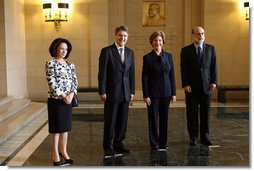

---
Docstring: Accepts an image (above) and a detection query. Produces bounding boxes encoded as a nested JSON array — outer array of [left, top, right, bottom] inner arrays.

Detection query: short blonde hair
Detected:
[[149, 31, 165, 45]]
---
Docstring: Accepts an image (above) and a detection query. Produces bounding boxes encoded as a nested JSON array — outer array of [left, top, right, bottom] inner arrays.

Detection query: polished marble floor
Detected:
[[18, 102, 249, 167]]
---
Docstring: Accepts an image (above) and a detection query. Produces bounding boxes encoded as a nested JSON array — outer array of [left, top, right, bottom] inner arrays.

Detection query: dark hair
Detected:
[[115, 25, 129, 35], [149, 31, 165, 45], [49, 38, 72, 59]]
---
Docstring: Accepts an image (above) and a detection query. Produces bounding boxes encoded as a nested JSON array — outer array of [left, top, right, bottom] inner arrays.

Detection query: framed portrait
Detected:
[[142, 0, 166, 27]]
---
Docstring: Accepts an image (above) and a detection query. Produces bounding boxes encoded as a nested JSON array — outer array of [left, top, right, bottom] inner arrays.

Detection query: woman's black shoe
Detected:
[[53, 161, 62, 166], [150, 146, 159, 152], [59, 152, 74, 165]]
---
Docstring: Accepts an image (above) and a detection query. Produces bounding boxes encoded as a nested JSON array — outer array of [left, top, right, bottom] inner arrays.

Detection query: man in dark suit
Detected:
[[98, 25, 135, 158], [180, 26, 217, 146]]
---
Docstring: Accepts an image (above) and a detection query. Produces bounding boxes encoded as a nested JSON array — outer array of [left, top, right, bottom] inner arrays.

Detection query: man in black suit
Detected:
[[98, 25, 135, 158], [180, 26, 217, 146]]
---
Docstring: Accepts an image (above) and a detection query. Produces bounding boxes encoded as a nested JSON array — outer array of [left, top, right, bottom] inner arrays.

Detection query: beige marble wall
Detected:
[[204, 0, 249, 100], [0, 1, 7, 97], [4, 0, 27, 98], [21, 0, 248, 101], [25, 0, 108, 101]]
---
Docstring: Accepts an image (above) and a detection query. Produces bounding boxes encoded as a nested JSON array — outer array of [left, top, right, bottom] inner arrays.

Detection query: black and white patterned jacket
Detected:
[[45, 59, 78, 99]]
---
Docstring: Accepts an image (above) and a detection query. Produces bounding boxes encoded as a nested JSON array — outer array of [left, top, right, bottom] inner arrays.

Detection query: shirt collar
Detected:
[[115, 42, 124, 50], [194, 42, 203, 49], [153, 49, 163, 57]]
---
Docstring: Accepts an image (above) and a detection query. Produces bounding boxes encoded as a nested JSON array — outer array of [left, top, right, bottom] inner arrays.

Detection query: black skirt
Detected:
[[47, 98, 72, 133]]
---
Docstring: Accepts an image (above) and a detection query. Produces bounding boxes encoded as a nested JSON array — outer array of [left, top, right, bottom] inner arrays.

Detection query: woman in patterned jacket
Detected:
[[45, 38, 78, 166]]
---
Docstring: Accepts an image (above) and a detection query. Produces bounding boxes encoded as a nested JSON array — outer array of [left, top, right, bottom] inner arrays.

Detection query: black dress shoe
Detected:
[[104, 149, 116, 158], [201, 140, 213, 146], [53, 161, 62, 166], [159, 146, 168, 151], [59, 152, 74, 165], [114, 146, 131, 154], [150, 146, 159, 152], [190, 139, 198, 146]]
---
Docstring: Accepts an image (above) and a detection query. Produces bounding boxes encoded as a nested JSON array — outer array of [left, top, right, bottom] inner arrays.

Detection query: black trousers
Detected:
[[185, 88, 212, 141], [147, 97, 170, 148], [103, 100, 129, 151]]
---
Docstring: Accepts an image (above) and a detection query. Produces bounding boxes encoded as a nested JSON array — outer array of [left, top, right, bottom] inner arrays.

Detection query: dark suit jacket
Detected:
[[98, 43, 135, 102], [180, 43, 217, 95], [142, 50, 176, 98]]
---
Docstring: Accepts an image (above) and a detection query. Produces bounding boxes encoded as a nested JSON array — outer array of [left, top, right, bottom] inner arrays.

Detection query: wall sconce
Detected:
[[42, 0, 70, 31], [244, 1, 249, 20]]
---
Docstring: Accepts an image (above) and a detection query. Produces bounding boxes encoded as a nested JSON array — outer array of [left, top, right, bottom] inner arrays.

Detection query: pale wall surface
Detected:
[[25, 0, 108, 101], [1, 0, 248, 101], [0, 0, 7, 97], [204, 0, 249, 100], [5, 0, 27, 98]]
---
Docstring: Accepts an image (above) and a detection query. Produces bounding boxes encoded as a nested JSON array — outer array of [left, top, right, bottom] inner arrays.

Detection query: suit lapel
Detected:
[[191, 43, 204, 65], [161, 51, 171, 72], [191, 44, 198, 60], [201, 44, 207, 65], [124, 49, 130, 69], [112, 44, 125, 66], [160, 51, 167, 71], [150, 50, 165, 72]]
